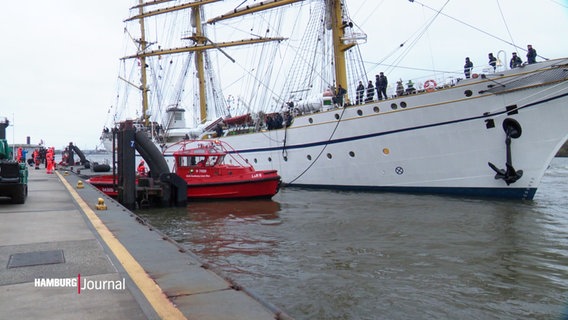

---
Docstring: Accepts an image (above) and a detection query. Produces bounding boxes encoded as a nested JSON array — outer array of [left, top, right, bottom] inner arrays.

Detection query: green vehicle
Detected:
[[0, 118, 28, 204]]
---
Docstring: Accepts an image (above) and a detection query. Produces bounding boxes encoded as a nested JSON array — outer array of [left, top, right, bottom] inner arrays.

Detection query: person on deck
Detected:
[[396, 79, 405, 96], [406, 80, 416, 94], [215, 123, 224, 137], [356, 81, 365, 105], [376, 72, 388, 100], [464, 57, 473, 79], [526, 45, 537, 64], [365, 81, 374, 103], [510, 52, 523, 69], [488, 53, 497, 71], [335, 84, 347, 107]]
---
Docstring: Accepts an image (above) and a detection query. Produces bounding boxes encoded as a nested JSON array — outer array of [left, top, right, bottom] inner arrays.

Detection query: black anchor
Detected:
[[488, 118, 523, 185]]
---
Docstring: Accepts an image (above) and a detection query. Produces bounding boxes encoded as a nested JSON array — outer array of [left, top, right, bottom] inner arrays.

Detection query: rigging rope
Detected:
[[385, 0, 451, 76], [495, 0, 517, 54], [411, 0, 548, 59], [287, 105, 348, 184]]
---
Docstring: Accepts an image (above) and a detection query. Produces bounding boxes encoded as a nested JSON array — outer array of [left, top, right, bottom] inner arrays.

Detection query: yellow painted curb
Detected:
[[56, 172, 187, 320]]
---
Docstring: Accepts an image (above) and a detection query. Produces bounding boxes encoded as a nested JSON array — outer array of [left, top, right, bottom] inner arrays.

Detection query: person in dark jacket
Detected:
[[335, 84, 347, 107], [488, 53, 497, 71], [510, 52, 523, 69], [464, 57, 473, 78], [526, 44, 537, 64], [365, 81, 374, 103], [376, 72, 388, 100], [356, 81, 365, 105]]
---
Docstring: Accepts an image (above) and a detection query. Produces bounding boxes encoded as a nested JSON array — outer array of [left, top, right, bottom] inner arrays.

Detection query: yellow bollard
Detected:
[[76, 180, 84, 189], [95, 198, 108, 210], [64, 171, 69, 176]]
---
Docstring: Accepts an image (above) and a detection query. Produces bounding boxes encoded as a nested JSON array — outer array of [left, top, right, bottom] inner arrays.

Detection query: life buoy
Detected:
[[424, 79, 437, 92]]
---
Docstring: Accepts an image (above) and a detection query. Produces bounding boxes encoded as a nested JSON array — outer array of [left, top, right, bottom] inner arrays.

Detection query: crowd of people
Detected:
[[17, 146, 56, 173], [353, 72, 389, 105], [339, 44, 541, 107], [465, 44, 539, 78]]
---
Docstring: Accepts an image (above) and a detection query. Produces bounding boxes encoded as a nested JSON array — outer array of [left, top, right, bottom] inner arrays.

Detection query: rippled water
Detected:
[[137, 158, 568, 320]]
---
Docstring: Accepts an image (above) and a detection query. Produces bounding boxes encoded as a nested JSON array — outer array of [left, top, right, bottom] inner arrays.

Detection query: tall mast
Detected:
[[138, 0, 150, 126], [192, 7, 208, 124], [331, 0, 354, 91], [124, 0, 288, 125]]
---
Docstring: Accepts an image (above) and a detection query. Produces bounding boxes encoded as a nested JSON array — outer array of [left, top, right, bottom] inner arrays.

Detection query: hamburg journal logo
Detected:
[[34, 274, 126, 294]]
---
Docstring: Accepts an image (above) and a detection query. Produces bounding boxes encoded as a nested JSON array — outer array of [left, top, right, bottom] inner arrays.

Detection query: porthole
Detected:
[[307, 155, 312, 161], [254, 158, 258, 163], [268, 157, 272, 162], [309, 118, 314, 124], [464, 90, 473, 97], [391, 103, 398, 110], [357, 109, 363, 116], [382, 148, 390, 155], [349, 151, 355, 157], [327, 153, 333, 159], [400, 101, 407, 108], [335, 113, 340, 120], [373, 106, 380, 113]]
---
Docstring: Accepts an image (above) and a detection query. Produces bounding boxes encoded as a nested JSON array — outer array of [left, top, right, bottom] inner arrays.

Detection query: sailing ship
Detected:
[[102, 0, 568, 200]]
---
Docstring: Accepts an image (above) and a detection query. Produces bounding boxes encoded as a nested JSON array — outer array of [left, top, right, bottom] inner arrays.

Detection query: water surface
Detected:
[[137, 158, 568, 319]]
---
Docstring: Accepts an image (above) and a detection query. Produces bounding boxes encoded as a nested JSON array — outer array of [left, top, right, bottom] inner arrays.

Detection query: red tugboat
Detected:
[[88, 140, 281, 200], [168, 140, 281, 199]]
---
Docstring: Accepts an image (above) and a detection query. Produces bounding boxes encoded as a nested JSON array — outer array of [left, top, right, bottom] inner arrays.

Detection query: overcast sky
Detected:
[[1, 0, 567, 149]]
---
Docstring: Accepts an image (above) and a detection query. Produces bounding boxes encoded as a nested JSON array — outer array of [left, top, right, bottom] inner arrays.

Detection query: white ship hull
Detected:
[[105, 0, 568, 200], [161, 59, 568, 199], [101, 139, 113, 153]]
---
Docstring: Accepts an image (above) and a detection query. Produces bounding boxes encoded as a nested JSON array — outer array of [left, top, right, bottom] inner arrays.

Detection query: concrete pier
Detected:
[[0, 168, 290, 319]]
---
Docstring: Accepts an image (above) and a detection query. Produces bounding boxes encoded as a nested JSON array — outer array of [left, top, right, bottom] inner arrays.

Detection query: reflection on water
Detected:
[[141, 200, 282, 269], [187, 199, 281, 218], [137, 159, 568, 320]]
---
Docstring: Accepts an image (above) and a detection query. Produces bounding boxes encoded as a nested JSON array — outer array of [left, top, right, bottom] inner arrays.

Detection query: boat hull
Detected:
[[186, 177, 281, 200], [87, 174, 281, 200], [161, 59, 568, 200], [87, 175, 119, 197]]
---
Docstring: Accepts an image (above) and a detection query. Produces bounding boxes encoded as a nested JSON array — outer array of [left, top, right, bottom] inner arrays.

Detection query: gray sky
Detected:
[[1, 0, 567, 149]]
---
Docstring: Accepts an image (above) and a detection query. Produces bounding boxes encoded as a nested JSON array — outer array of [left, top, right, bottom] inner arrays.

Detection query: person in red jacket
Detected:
[[137, 160, 147, 176]]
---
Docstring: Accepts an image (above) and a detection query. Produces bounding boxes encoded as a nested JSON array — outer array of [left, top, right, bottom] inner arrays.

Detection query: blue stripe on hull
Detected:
[[284, 184, 537, 200]]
